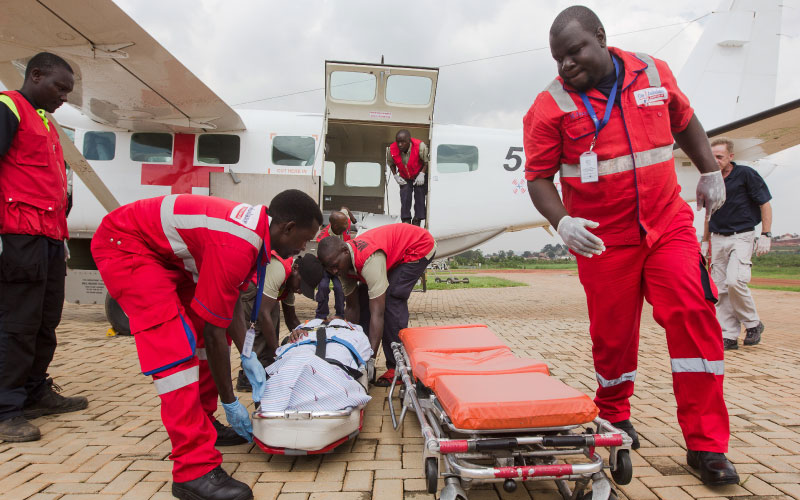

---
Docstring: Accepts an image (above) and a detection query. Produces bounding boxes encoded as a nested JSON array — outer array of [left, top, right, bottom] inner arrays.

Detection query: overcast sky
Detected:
[[111, 1, 800, 251]]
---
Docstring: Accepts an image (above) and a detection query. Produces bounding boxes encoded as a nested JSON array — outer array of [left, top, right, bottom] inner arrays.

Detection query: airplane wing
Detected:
[[674, 98, 800, 165], [0, 0, 245, 133]]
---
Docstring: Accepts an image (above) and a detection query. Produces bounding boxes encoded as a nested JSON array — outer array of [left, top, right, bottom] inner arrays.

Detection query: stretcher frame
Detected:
[[388, 342, 634, 500]]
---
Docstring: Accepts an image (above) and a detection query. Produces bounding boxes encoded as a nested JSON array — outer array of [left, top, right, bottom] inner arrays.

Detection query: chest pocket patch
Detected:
[[564, 116, 595, 140]]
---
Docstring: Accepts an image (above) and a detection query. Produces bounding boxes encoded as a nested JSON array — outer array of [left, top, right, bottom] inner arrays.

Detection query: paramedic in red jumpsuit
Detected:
[[91, 190, 322, 500], [523, 6, 737, 486]]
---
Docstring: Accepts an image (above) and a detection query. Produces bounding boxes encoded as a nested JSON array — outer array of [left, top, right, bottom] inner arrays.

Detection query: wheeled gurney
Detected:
[[388, 324, 633, 500]]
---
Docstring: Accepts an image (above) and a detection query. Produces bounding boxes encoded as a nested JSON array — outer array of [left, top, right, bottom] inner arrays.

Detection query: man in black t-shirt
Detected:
[[701, 138, 772, 351]]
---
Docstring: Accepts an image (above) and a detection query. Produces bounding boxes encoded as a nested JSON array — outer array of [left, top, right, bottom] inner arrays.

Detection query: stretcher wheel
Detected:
[[502, 479, 517, 493], [425, 457, 438, 493], [611, 449, 633, 485], [104, 294, 131, 336]]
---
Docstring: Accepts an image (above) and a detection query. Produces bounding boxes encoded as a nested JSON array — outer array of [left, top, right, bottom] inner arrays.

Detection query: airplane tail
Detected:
[[677, 0, 783, 130]]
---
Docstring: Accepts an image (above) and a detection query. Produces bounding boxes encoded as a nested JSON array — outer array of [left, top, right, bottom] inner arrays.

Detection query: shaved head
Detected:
[[317, 235, 346, 263], [550, 5, 604, 37], [329, 210, 349, 236]]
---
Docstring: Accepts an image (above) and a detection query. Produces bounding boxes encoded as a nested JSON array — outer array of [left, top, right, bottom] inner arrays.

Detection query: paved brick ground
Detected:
[[1, 270, 798, 500]]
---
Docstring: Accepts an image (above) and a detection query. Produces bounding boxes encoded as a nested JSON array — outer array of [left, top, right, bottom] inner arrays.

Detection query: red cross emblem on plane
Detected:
[[140, 133, 223, 194]]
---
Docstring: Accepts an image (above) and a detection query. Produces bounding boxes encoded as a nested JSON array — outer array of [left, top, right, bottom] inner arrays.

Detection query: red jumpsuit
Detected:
[[91, 195, 269, 481], [523, 48, 729, 452]]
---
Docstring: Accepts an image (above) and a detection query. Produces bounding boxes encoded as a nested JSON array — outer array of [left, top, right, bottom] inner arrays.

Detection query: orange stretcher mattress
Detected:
[[410, 349, 550, 391], [435, 372, 599, 430], [399, 324, 508, 356]]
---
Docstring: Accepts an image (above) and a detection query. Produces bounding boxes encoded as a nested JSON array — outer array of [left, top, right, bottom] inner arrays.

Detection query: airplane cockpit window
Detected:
[[345, 161, 381, 187], [437, 144, 479, 174], [130, 133, 173, 163], [329, 71, 377, 102], [323, 161, 336, 186], [83, 131, 116, 161], [272, 136, 315, 166], [198, 134, 240, 164], [385, 75, 432, 106]]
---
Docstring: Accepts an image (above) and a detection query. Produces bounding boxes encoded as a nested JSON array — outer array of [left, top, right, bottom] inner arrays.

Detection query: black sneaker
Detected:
[[23, 378, 88, 419], [723, 338, 738, 351], [611, 419, 640, 450], [686, 450, 740, 486], [172, 465, 252, 500], [213, 419, 247, 447], [744, 321, 764, 346], [0, 416, 41, 442], [235, 370, 252, 392]]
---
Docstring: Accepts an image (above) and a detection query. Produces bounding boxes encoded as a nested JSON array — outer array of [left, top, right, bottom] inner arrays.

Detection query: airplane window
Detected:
[[83, 131, 116, 161], [130, 133, 172, 163], [385, 75, 432, 106], [323, 161, 336, 186], [437, 144, 479, 174], [330, 71, 377, 102], [63, 127, 75, 143], [198, 134, 240, 164], [272, 136, 315, 166], [345, 162, 382, 187]]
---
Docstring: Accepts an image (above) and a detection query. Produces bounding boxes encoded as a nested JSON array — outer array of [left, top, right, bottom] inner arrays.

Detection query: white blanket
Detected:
[[259, 319, 373, 412]]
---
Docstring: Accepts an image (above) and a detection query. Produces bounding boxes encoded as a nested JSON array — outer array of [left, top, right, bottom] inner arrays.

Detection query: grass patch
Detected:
[[750, 284, 800, 293], [751, 269, 800, 280], [416, 276, 526, 290]]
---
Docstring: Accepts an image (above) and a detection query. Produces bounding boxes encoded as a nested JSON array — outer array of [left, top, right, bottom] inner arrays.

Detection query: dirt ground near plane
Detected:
[[1, 270, 798, 500]]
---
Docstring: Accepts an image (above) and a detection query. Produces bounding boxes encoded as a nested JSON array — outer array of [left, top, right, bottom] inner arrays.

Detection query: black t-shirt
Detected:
[[594, 55, 624, 106], [709, 162, 772, 234]]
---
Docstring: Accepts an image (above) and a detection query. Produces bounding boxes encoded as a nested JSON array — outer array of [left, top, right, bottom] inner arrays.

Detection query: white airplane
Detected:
[[1, 0, 798, 332]]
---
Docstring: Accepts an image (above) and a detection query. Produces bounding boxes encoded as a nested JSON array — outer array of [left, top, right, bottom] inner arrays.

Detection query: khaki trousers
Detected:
[[710, 231, 760, 340]]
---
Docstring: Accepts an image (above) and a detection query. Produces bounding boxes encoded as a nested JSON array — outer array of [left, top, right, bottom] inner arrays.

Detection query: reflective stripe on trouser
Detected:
[[559, 145, 673, 178], [710, 232, 760, 340], [577, 205, 729, 452], [152, 358, 221, 482]]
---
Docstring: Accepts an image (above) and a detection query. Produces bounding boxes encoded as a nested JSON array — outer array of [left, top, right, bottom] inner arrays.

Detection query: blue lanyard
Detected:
[[579, 57, 620, 150], [250, 245, 269, 326]]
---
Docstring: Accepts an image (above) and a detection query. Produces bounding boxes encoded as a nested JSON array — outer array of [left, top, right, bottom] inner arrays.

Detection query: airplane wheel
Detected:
[[435, 277, 442, 283], [611, 450, 633, 485], [104, 294, 131, 336], [425, 457, 438, 493]]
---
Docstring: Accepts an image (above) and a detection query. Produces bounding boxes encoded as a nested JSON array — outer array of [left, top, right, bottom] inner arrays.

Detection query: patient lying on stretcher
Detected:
[[258, 318, 373, 412]]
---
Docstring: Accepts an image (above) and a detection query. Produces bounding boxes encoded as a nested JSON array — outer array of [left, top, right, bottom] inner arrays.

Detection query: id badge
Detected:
[[580, 151, 599, 183], [242, 327, 256, 358]]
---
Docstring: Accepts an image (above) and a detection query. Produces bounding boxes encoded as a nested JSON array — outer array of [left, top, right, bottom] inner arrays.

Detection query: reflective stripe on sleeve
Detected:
[[560, 145, 673, 178], [153, 365, 199, 395], [635, 53, 662, 87], [545, 79, 578, 113], [671, 358, 724, 375], [160, 195, 264, 282], [596, 370, 637, 388], [196, 347, 207, 360]]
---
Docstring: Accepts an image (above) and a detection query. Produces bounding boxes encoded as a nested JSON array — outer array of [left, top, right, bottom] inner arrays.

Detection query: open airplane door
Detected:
[[321, 61, 438, 228]]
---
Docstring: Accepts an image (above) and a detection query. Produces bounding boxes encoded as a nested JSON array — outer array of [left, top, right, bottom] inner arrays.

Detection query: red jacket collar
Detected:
[[556, 47, 650, 102]]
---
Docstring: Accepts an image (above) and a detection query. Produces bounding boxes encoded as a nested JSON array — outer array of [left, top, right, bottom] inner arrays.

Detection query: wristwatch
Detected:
[[762, 232, 772, 238]]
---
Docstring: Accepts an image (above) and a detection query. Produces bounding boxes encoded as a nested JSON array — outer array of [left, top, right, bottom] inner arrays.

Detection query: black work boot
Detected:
[[23, 378, 88, 419], [0, 416, 41, 442], [235, 370, 252, 392], [172, 465, 253, 500], [213, 419, 247, 447], [401, 218, 412, 224], [723, 338, 738, 351], [612, 419, 640, 450], [744, 321, 764, 346], [687, 450, 740, 486], [411, 217, 421, 226]]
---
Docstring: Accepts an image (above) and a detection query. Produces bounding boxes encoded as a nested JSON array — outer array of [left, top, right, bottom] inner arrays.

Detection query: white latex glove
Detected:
[[557, 215, 605, 258], [394, 173, 407, 186], [696, 171, 726, 218], [755, 235, 771, 256], [413, 172, 425, 186], [700, 240, 709, 258]]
